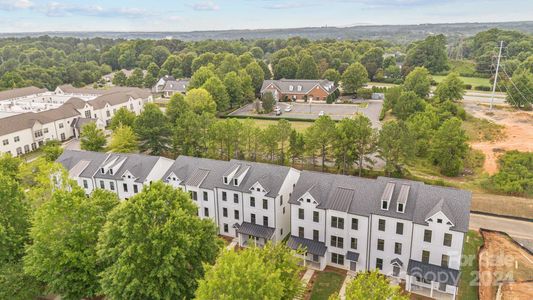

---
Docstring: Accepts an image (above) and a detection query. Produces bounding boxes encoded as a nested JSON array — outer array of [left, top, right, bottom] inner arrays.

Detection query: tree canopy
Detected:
[[97, 181, 222, 299], [196, 243, 303, 300]]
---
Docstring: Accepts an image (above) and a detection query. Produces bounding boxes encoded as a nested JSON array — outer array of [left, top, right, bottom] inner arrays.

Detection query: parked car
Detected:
[[275, 110, 282, 116], [284, 105, 293, 112], [318, 111, 324, 116]]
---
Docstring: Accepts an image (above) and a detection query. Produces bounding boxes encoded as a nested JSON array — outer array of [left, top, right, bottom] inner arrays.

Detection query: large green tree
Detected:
[[403, 67, 432, 98], [189, 65, 216, 89], [341, 62, 369, 94], [245, 61, 265, 93], [392, 91, 426, 120], [185, 88, 217, 115], [360, 47, 384, 79], [80, 122, 106, 152], [202, 76, 230, 112], [196, 243, 303, 300], [108, 125, 138, 153], [134, 103, 171, 155], [173, 111, 215, 157], [274, 57, 298, 79], [306, 116, 336, 171], [330, 270, 408, 300], [378, 120, 412, 176], [165, 92, 188, 123], [296, 55, 320, 79], [224, 71, 244, 108], [506, 70, 533, 109], [435, 72, 465, 102], [430, 117, 468, 176], [109, 107, 136, 130], [404, 34, 448, 73], [0, 174, 30, 264], [97, 182, 222, 299], [24, 189, 119, 300]]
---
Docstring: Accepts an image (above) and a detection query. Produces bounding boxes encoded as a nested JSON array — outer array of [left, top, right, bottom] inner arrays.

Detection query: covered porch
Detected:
[[406, 259, 459, 300], [287, 235, 328, 270], [235, 222, 275, 248]]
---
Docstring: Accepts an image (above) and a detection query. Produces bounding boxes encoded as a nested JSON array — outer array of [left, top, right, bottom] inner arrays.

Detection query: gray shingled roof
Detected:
[[57, 150, 109, 179], [0, 101, 82, 136], [163, 157, 292, 198], [0, 86, 47, 101], [287, 235, 327, 256], [236, 222, 275, 239], [289, 171, 471, 233], [260, 79, 337, 95], [0, 88, 150, 136], [407, 259, 460, 286], [163, 156, 231, 189], [222, 159, 291, 198], [93, 153, 161, 183]]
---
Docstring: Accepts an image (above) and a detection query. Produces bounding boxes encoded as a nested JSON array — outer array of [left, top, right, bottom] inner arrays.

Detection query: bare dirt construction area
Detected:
[[478, 230, 533, 300], [465, 103, 533, 175]]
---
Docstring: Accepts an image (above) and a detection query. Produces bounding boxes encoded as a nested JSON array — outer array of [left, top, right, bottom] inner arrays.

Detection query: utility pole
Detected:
[[490, 41, 504, 111]]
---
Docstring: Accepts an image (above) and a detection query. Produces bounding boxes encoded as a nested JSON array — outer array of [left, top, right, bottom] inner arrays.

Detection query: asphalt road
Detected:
[[469, 213, 533, 240]]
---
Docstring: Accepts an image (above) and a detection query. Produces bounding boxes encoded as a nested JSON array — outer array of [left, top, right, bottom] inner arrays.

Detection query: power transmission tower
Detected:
[[490, 41, 504, 111]]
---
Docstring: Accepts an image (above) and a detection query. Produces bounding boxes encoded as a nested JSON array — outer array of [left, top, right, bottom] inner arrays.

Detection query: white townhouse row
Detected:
[[0, 86, 152, 157], [57, 150, 471, 300]]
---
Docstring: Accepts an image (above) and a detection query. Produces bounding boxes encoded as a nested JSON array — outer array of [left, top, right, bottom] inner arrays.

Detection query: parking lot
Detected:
[[230, 100, 383, 128]]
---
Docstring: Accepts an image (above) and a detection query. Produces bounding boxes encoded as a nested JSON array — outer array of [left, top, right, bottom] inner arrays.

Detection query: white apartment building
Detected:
[[0, 86, 152, 157], [57, 150, 173, 199], [57, 151, 471, 300], [288, 171, 471, 300], [161, 156, 300, 246]]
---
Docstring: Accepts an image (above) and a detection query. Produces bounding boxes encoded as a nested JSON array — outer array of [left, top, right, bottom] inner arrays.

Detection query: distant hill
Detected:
[[1, 21, 532, 43]]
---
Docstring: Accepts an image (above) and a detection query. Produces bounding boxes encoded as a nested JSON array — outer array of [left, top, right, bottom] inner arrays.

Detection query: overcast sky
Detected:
[[0, 0, 532, 32]]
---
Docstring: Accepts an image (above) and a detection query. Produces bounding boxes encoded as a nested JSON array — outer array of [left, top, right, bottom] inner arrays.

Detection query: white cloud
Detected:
[[44, 2, 149, 18], [191, 1, 220, 11], [0, 0, 33, 10]]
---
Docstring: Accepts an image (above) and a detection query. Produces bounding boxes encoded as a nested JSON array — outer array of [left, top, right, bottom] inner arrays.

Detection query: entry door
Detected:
[[350, 261, 356, 271], [393, 265, 400, 277]]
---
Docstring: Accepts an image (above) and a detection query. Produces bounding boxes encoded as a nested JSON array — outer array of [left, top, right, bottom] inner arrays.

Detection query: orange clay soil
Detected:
[[469, 109, 533, 175], [478, 230, 533, 300]]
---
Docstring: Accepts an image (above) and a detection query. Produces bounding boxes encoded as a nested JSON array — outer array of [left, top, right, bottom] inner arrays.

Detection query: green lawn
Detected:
[[310, 271, 345, 300], [237, 118, 313, 132], [458, 230, 484, 300], [432, 75, 490, 87]]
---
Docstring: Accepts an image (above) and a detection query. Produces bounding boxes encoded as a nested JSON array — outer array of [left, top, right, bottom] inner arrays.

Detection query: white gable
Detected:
[[298, 191, 318, 205], [425, 211, 454, 227]]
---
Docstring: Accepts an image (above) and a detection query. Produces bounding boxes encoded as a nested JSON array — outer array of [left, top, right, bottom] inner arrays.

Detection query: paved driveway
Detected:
[[230, 101, 383, 128]]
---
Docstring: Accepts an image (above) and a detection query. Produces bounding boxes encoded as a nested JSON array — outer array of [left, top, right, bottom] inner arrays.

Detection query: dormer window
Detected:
[[397, 203, 404, 213], [233, 178, 238, 186], [381, 182, 394, 211], [109, 169, 114, 175], [297, 85, 302, 91], [223, 177, 228, 184], [289, 85, 294, 91], [100, 168, 105, 174]]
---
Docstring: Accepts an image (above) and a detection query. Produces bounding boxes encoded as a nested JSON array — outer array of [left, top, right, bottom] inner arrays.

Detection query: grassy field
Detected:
[[432, 75, 490, 87], [237, 118, 313, 132], [458, 230, 484, 300], [310, 271, 345, 300], [462, 114, 505, 142]]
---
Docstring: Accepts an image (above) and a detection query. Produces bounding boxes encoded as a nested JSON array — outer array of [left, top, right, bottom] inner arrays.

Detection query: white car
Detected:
[[284, 105, 293, 112], [274, 106, 281, 111], [318, 111, 325, 116]]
